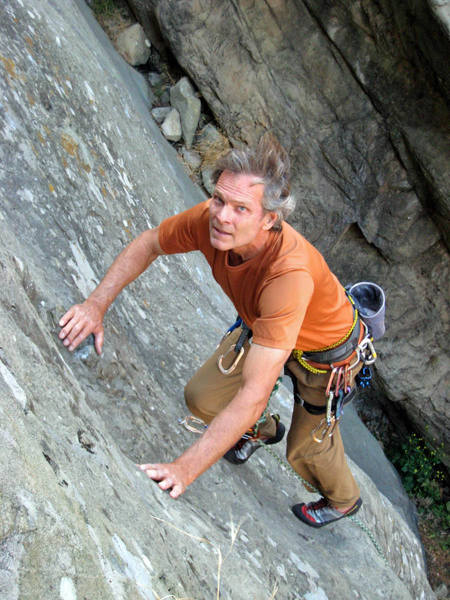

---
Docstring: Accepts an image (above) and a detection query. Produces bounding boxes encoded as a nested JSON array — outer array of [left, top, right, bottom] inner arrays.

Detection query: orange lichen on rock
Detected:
[[61, 133, 79, 158]]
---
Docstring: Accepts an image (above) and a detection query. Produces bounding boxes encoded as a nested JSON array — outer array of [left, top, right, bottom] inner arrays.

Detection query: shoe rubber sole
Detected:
[[292, 497, 362, 528], [223, 421, 286, 465]]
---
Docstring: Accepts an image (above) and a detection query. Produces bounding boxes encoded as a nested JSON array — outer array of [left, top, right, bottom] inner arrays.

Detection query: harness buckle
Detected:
[[217, 344, 245, 375]]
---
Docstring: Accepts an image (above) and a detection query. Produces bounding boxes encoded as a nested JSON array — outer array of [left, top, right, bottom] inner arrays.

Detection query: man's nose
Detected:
[[217, 203, 233, 223]]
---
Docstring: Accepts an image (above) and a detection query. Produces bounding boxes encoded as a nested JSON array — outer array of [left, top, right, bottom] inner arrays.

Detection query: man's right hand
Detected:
[[59, 300, 105, 354]]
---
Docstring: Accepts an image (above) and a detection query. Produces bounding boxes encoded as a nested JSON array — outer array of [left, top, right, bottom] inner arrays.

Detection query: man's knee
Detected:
[[184, 376, 199, 413]]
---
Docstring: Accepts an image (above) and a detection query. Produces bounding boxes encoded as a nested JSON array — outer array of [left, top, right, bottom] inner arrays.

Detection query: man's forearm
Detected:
[[139, 344, 290, 497], [88, 228, 161, 314], [173, 387, 268, 486]]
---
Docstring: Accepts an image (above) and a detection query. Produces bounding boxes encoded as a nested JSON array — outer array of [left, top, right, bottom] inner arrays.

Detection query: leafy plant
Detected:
[[389, 434, 449, 531]]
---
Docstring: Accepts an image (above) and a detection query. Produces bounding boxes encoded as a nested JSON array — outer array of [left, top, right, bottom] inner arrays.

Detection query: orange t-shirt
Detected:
[[158, 200, 353, 351]]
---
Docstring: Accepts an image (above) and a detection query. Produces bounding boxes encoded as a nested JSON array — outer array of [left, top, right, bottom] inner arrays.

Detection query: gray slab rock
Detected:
[[0, 1, 436, 599], [116, 22, 151, 66], [143, 0, 450, 464], [170, 77, 201, 149], [340, 404, 419, 535]]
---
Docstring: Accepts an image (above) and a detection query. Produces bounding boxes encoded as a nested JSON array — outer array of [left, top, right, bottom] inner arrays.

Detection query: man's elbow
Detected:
[[241, 382, 273, 414], [139, 228, 164, 265]]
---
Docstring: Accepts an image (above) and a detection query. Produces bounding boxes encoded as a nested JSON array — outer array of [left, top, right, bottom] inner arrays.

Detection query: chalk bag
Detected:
[[348, 282, 386, 340]]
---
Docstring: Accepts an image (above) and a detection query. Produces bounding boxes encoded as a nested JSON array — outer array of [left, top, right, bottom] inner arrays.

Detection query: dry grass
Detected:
[[193, 130, 230, 169], [148, 512, 278, 600]]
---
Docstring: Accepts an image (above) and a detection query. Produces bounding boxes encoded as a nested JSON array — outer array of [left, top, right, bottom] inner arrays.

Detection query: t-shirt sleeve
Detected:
[[158, 200, 210, 255], [251, 270, 314, 350]]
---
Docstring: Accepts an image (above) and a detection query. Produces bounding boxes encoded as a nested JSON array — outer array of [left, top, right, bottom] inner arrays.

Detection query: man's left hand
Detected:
[[138, 462, 189, 498]]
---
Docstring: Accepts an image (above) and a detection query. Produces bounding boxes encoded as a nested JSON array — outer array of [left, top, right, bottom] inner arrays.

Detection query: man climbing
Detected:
[[59, 135, 366, 527]]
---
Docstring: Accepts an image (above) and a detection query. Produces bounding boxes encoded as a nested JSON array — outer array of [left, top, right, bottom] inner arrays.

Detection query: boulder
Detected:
[[161, 108, 182, 142], [151, 105, 171, 124], [148, 71, 162, 86], [116, 22, 151, 66], [170, 77, 201, 149], [181, 147, 202, 170], [140, 0, 450, 462], [0, 0, 436, 598], [201, 166, 215, 195], [196, 122, 224, 147]]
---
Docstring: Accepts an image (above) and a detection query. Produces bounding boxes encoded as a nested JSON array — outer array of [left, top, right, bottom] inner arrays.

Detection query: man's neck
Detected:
[[229, 229, 274, 264]]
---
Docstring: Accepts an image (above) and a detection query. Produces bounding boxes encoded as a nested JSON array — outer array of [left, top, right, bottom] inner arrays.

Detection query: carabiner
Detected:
[[311, 416, 336, 443], [326, 367, 339, 396], [218, 344, 245, 375], [363, 338, 377, 365], [334, 367, 344, 396], [178, 415, 208, 434], [326, 390, 334, 427]]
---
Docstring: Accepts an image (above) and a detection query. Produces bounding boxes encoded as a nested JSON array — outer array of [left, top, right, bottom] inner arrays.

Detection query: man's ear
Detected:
[[263, 212, 278, 230]]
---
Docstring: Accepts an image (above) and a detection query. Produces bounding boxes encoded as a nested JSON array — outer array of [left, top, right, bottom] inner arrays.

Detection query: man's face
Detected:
[[209, 171, 275, 258]]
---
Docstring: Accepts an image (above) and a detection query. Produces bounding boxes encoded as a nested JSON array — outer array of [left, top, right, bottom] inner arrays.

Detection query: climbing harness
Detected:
[[288, 289, 382, 443], [217, 317, 252, 375]]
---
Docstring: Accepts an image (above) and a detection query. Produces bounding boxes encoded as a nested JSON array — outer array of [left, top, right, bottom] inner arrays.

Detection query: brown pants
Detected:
[[185, 328, 360, 508]]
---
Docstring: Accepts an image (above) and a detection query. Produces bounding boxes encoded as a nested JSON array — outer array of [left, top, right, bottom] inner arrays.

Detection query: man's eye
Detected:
[[237, 206, 247, 212], [213, 196, 223, 204]]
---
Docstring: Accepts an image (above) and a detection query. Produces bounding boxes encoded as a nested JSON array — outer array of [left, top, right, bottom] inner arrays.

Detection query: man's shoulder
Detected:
[[158, 199, 211, 255]]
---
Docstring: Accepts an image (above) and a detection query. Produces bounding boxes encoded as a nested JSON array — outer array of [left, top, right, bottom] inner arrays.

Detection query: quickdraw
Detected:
[[309, 322, 379, 444], [311, 366, 353, 443]]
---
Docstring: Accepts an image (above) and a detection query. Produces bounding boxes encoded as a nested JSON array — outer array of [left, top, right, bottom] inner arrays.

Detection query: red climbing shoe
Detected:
[[292, 497, 362, 528]]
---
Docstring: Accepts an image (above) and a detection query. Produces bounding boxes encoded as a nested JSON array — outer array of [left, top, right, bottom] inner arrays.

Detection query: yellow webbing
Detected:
[[293, 294, 359, 374]]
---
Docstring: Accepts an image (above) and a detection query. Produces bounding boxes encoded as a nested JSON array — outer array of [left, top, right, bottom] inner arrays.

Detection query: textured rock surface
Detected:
[[170, 77, 201, 149], [132, 0, 450, 461], [161, 107, 182, 142], [150, 105, 171, 124], [116, 22, 150, 66], [0, 1, 436, 598]]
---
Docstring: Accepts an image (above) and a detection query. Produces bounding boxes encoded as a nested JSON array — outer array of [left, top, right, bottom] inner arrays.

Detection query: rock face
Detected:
[[0, 1, 437, 599], [129, 0, 450, 461]]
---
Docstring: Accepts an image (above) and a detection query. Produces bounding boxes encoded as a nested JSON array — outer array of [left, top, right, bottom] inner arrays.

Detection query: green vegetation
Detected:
[[388, 433, 449, 547], [90, 0, 117, 17]]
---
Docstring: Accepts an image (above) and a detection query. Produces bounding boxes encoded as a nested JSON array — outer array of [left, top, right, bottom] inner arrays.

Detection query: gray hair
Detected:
[[211, 134, 295, 230]]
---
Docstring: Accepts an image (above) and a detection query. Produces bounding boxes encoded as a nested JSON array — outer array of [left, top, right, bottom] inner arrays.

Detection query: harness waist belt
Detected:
[[301, 316, 361, 365], [299, 387, 357, 415]]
